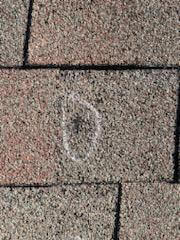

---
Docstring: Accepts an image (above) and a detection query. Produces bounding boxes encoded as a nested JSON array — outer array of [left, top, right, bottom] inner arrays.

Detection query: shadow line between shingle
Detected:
[[0, 64, 179, 70], [173, 72, 180, 183], [23, 0, 34, 66]]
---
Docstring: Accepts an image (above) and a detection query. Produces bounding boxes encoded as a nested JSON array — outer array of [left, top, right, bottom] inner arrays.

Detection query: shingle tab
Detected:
[[0, 0, 28, 65], [29, 0, 179, 65], [120, 183, 180, 240], [0, 69, 177, 184], [0, 185, 117, 239]]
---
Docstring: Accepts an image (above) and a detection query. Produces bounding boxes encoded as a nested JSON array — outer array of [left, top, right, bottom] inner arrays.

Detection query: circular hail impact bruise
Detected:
[[62, 92, 101, 163]]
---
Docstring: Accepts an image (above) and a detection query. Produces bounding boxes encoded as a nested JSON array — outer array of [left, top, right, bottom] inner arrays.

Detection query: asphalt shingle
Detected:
[[29, 0, 179, 65], [120, 183, 180, 240], [0, 0, 28, 65], [0, 185, 117, 239], [0, 69, 177, 184], [0, 1, 179, 238]]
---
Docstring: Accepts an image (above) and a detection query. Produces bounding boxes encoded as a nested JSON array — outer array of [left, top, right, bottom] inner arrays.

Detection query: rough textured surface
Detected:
[[29, 0, 179, 65], [53, 70, 177, 183], [0, 0, 28, 65], [120, 183, 180, 240], [0, 69, 59, 184], [0, 69, 177, 184], [0, 185, 117, 239]]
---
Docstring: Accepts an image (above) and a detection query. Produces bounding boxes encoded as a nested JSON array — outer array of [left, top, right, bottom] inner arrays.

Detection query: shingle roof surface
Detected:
[[0, 0, 179, 239]]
